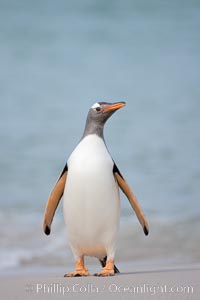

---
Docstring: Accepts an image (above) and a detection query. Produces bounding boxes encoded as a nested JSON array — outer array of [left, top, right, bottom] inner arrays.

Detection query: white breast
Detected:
[[63, 134, 120, 259]]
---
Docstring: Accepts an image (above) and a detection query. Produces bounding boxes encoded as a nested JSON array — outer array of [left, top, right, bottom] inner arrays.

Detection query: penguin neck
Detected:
[[82, 118, 105, 140]]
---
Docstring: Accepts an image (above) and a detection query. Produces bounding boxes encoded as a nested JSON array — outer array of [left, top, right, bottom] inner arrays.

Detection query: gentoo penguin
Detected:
[[43, 101, 149, 277]]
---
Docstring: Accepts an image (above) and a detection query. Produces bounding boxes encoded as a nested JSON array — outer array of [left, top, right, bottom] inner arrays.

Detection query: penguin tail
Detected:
[[99, 257, 120, 274]]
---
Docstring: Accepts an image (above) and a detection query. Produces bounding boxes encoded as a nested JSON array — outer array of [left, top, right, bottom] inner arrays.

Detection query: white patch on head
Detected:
[[91, 102, 100, 109]]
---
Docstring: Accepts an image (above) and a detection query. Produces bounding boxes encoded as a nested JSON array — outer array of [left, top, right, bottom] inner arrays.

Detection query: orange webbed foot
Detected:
[[64, 257, 89, 277], [94, 259, 115, 277]]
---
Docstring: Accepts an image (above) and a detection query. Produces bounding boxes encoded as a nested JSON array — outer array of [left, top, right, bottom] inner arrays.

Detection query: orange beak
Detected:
[[102, 102, 126, 113]]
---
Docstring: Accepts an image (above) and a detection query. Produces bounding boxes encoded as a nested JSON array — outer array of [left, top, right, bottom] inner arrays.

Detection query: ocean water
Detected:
[[0, 0, 200, 274]]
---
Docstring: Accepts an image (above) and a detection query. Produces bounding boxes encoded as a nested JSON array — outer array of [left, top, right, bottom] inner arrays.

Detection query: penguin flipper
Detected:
[[113, 164, 149, 236], [99, 257, 120, 274], [43, 163, 68, 235]]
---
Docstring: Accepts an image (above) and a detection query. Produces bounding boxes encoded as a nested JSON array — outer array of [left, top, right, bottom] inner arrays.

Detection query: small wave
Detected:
[[0, 212, 71, 272], [0, 248, 32, 270]]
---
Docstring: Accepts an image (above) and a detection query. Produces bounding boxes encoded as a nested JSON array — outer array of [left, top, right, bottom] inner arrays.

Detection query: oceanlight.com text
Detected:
[[25, 282, 194, 296]]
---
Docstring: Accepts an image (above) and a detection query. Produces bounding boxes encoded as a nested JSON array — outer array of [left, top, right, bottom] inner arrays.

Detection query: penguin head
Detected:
[[89, 101, 126, 125], [83, 101, 126, 138]]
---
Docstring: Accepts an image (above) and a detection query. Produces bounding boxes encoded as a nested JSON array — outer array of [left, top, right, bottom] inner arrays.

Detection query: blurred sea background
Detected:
[[0, 0, 200, 274]]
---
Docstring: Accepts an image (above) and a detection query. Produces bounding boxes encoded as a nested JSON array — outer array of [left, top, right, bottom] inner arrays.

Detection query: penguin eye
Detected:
[[95, 107, 101, 112]]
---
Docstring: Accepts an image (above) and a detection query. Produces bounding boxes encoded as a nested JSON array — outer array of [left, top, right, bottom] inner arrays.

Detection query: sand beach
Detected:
[[1, 264, 199, 300]]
